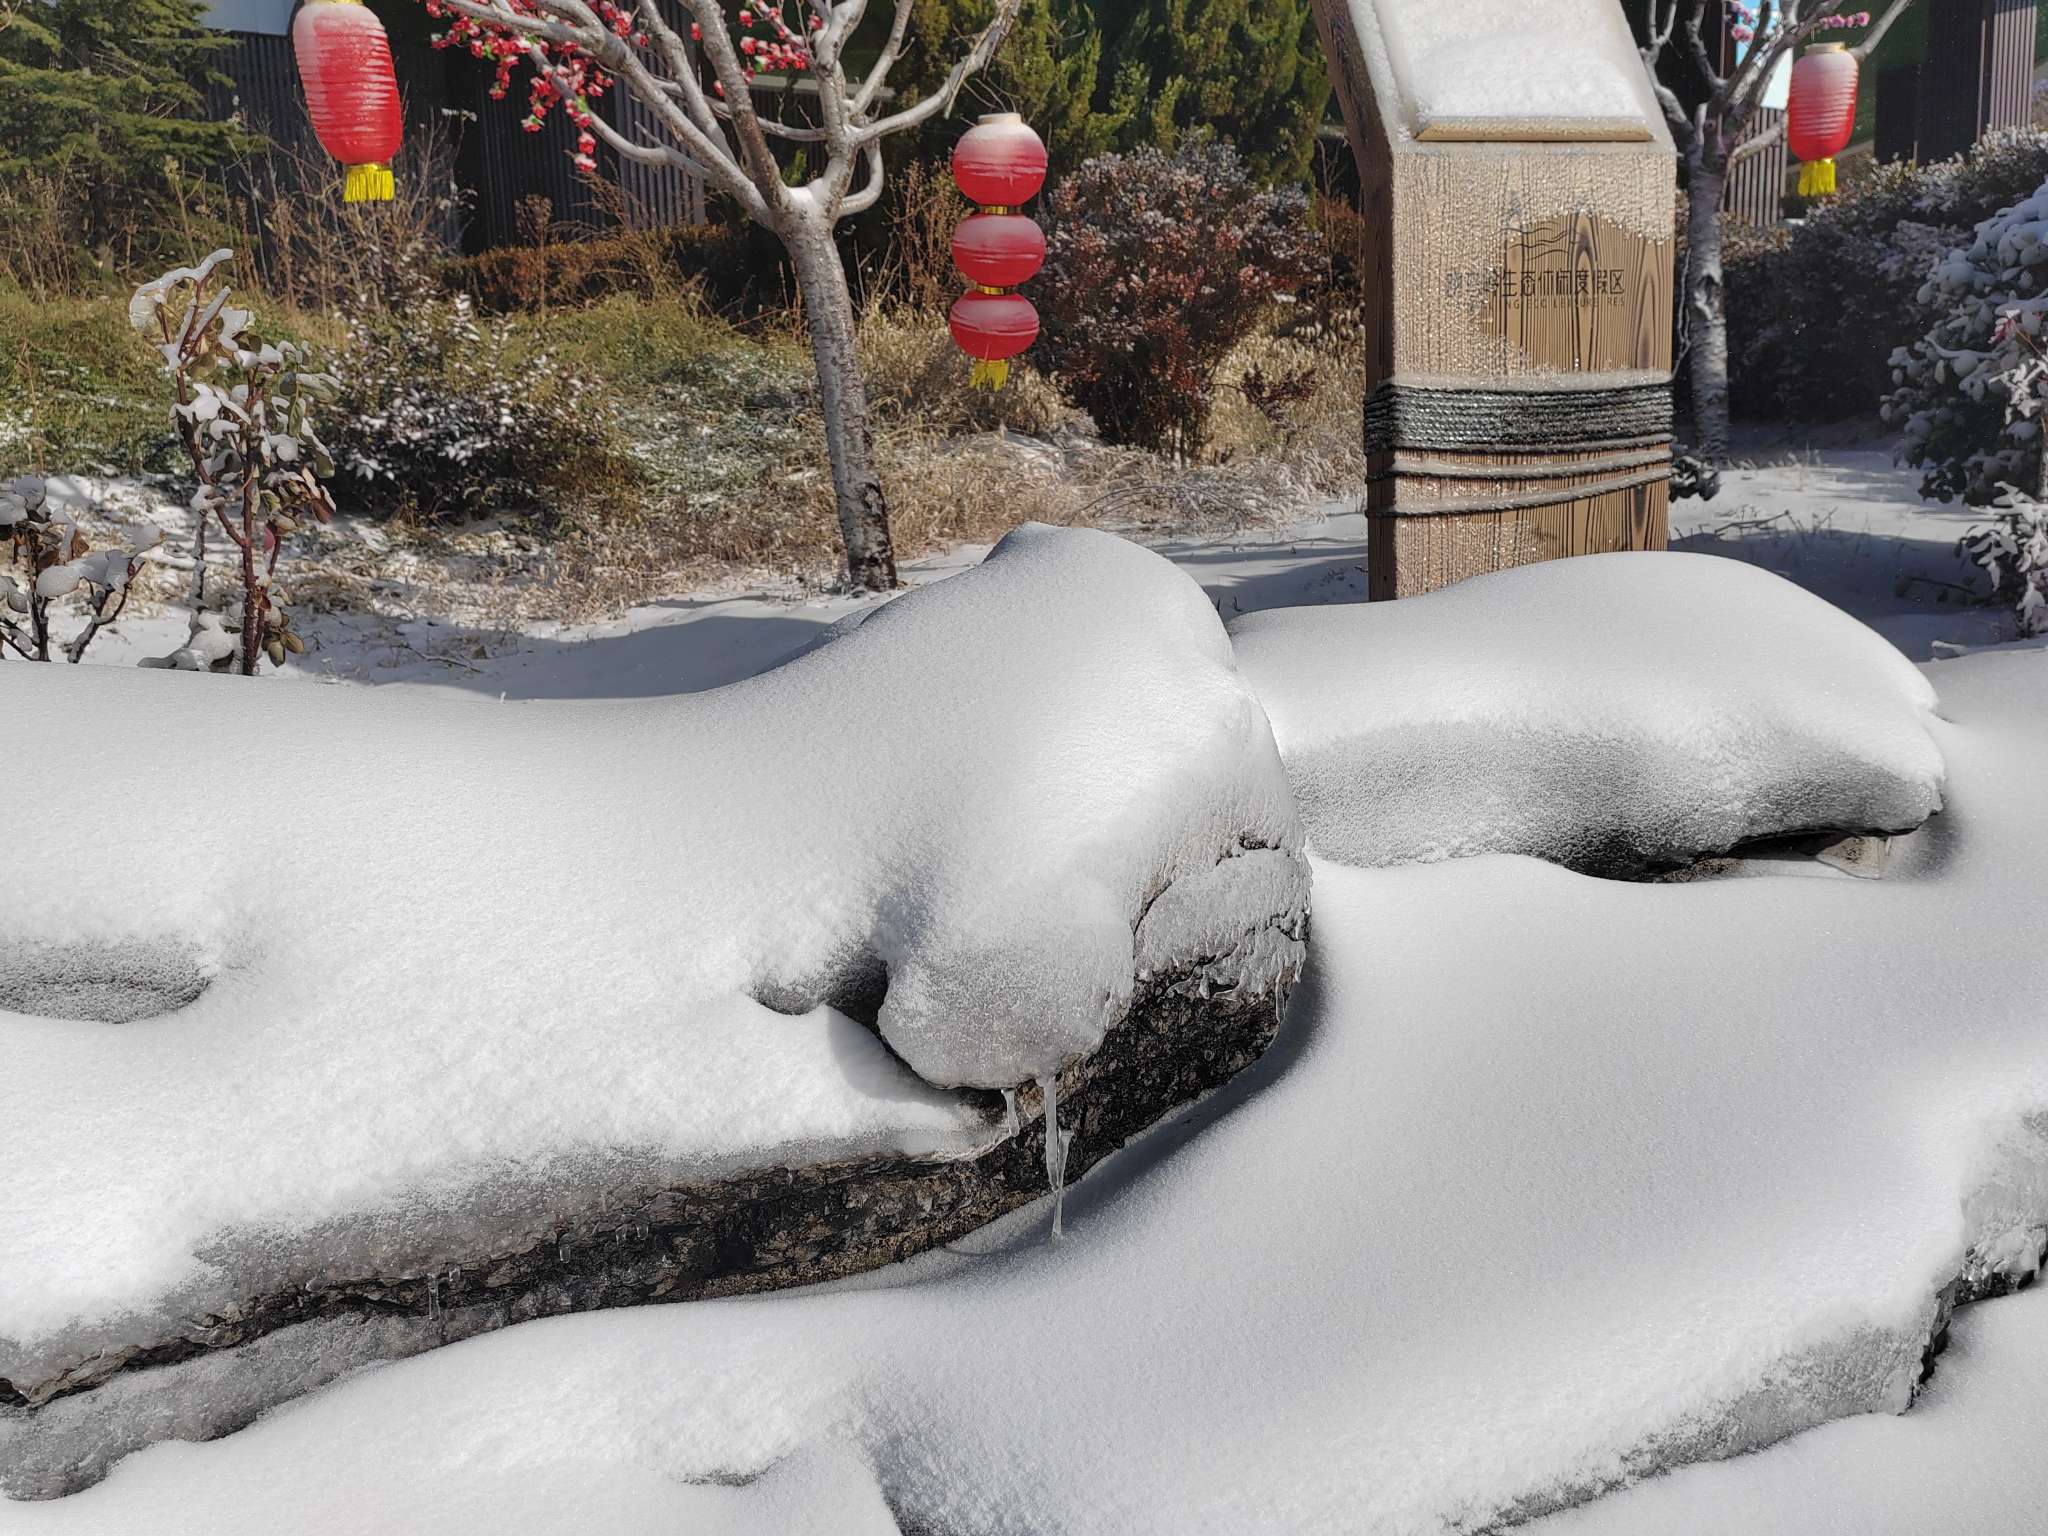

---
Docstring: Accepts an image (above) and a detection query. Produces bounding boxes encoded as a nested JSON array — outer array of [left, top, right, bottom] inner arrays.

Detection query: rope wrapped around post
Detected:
[[1365, 376, 1674, 517]]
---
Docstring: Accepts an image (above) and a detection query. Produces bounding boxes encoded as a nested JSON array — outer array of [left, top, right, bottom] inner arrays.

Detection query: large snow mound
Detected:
[[1230, 552, 1945, 874], [7, 646, 2044, 1534], [0, 524, 1302, 1393]]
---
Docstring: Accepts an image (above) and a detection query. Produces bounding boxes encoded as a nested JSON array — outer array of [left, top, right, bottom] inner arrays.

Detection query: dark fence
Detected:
[[1918, 0, 2039, 161], [208, 27, 706, 253]]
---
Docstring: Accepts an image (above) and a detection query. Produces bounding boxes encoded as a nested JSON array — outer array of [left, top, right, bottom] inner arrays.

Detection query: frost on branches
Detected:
[[0, 477, 161, 664], [1960, 488, 2048, 638], [416, 0, 1025, 592], [130, 250, 336, 675], [1885, 175, 2048, 506]]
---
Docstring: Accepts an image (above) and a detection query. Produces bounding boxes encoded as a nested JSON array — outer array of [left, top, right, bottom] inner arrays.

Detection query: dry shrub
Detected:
[[857, 306, 1066, 436], [223, 122, 466, 316], [1204, 329, 1366, 496], [454, 219, 792, 315], [0, 170, 89, 298], [877, 157, 973, 314]]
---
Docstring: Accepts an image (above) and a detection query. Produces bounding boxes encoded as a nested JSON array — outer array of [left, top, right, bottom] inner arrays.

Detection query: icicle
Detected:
[[558, 1233, 573, 1265], [426, 1273, 441, 1324], [1002, 1087, 1020, 1137], [1041, 1071, 1069, 1241]]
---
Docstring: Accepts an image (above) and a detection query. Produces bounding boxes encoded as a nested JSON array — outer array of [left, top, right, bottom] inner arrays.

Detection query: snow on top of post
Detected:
[[1375, 0, 1658, 141]]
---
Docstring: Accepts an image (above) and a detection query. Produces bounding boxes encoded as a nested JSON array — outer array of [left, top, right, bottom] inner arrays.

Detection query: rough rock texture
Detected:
[[0, 934, 1302, 1501]]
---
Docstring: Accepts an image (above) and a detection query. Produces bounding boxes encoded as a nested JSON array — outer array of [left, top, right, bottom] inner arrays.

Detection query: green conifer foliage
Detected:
[[1094, 0, 1328, 184], [0, 0, 247, 258]]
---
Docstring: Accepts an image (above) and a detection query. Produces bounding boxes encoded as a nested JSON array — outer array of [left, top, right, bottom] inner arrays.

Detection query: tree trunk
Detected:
[[784, 214, 899, 593], [1685, 145, 1733, 464]]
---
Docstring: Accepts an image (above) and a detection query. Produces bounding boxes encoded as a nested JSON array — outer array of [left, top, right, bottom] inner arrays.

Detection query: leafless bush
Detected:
[[0, 170, 85, 299], [224, 120, 466, 316]]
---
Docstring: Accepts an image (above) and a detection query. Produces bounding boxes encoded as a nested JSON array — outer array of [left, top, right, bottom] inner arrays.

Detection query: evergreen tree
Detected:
[[0, 0, 246, 257], [1094, 0, 1328, 185], [897, 0, 1123, 173]]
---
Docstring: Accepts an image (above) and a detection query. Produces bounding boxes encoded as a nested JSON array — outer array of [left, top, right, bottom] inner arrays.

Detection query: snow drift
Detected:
[[1230, 552, 1946, 874], [5, 644, 2041, 1536], [0, 524, 1306, 1470]]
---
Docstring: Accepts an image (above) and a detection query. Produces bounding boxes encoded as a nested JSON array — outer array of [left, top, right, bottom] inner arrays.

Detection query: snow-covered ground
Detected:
[[5, 444, 2047, 1531]]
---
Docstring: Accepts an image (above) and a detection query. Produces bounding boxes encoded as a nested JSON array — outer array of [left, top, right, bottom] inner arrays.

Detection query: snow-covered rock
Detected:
[[1229, 552, 1946, 875], [0, 524, 1307, 1486], [6, 641, 2043, 1536]]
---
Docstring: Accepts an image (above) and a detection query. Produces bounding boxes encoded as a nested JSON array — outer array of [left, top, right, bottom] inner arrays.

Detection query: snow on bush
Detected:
[[1725, 130, 2048, 423], [1959, 487, 2048, 636], [1229, 553, 1944, 874], [0, 524, 1304, 1387], [0, 474, 159, 663], [331, 246, 629, 522], [129, 249, 335, 673], [1885, 172, 2048, 505]]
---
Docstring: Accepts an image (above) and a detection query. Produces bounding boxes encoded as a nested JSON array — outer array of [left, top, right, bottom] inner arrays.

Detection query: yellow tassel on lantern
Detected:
[[1797, 158, 1836, 198], [344, 162, 395, 203], [969, 358, 1010, 391]]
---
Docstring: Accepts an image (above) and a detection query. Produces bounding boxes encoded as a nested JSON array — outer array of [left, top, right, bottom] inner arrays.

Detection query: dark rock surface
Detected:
[[0, 948, 1300, 1500]]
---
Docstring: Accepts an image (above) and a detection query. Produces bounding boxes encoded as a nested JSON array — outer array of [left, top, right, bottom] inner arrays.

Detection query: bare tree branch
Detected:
[[1727, 116, 1784, 165], [857, 4, 1021, 144], [1851, 0, 1917, 60]]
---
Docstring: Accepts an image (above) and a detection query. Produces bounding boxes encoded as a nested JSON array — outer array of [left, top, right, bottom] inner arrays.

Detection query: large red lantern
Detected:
[[948, 114, 1047, 390], [951, 114, 1048, 207], [1787, 42, 1857, 199], [948, 292, 1040, 385], [952, 214, 1047, 289], [293, 0, 404, 204]]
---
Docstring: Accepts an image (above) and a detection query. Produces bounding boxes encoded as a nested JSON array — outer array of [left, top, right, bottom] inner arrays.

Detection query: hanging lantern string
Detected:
[[948, 115, 1047, 393]]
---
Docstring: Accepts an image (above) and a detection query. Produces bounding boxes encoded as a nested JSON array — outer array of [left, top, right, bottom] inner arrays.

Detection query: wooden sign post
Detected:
[[1312, 0, 1676, 599]]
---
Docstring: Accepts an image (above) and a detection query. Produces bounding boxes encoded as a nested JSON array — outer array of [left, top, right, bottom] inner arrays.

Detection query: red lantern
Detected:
[[949, 292, 1041, 390], [951, 114, 1048, 208], [949, 114, 1047, 390], [292, 0, 404, 204], [952, 214, 1046, 289], [1787, 42, 1857, 199]]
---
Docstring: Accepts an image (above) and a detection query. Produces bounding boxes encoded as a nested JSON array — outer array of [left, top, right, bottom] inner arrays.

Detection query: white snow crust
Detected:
[[1230, 551, 1946, 872], [1377, 0, 1653, 134], [7, 639, 2046, 1534], [0, 524, 1301, 1380], [1537, 1283, 2048, 1535]]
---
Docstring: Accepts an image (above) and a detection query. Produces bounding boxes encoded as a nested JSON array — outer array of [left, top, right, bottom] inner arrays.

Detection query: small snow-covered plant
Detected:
[[1959, 486, 2048, 636], [130, 249, 336, 674], [0, 475, 164, 663], [1884, 176, 2048, 505]]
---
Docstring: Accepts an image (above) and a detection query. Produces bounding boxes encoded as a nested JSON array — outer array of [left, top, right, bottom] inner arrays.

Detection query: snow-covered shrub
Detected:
[[129, 249, 335, 674], [1959, 488, 2048, 636], [1721, 132, 2048, 423], [1883, 175, 2048, 504], [0, 474, 161, 663], [1036, 141, 1316, 459], [330, 248, 631, 523]]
